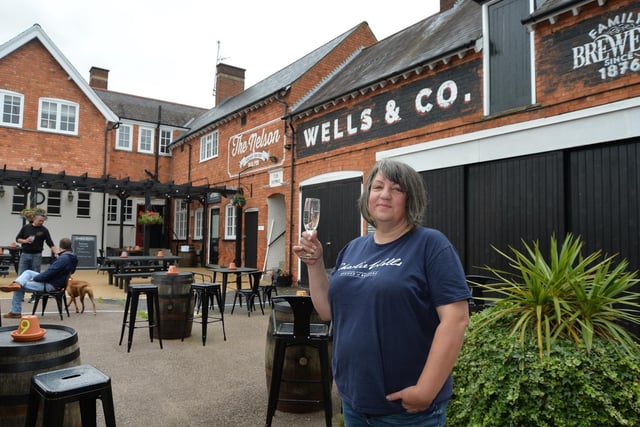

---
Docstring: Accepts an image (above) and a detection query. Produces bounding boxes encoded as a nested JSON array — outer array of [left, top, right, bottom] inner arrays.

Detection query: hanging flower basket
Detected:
[[138, 210, 163, 225], [232, 194, 247, 207], [21, 208, 47, 222]]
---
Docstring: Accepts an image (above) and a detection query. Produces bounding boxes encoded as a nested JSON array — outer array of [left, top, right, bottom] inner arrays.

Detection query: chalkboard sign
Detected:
[[71, 234, 97, 270]]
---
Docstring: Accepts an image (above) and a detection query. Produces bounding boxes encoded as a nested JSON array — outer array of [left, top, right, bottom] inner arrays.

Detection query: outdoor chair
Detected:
[[231, 271, 264, 316], [259, 271, 278, 307], [266, 295, 332, 427], [182, 273, 226, 346], [119, 284, 163, 352], [32, 275, 71, 320], [26, 364, 116, 427]]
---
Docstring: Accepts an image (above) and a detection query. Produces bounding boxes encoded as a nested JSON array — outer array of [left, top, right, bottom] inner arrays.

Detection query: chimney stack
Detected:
[[215, 63, 245, 105], [89, 66, 109, 90]]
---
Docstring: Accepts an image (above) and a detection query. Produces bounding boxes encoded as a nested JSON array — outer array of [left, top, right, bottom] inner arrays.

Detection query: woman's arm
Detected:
[[386, 300, 469, 412], [292, 231, 332, 320]]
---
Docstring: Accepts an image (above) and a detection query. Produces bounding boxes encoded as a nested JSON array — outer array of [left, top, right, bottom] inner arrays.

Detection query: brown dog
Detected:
[[67, 277, 97, 315]]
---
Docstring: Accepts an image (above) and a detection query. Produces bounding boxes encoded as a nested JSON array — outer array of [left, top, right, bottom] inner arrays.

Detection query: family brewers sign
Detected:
[[572, 10, 640, 81]]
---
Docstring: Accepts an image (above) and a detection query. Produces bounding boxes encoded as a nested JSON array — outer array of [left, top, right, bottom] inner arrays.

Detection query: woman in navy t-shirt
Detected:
[[294, 159, 470, 426]]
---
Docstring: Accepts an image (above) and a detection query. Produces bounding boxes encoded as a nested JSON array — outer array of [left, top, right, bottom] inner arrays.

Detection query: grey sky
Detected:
[[1, 1, 439, 108]]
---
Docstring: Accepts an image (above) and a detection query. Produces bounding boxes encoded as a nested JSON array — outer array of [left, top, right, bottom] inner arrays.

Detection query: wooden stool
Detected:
[[25, 364, 116, 427], [119, 284, 163, 352], [182, 282, 226, 346]]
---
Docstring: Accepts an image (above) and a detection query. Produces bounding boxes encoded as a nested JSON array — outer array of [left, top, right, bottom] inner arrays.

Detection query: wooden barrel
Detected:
[[265, 302, 332, 413], [152, 271, 194, 339], [0, 324, 81, 427]]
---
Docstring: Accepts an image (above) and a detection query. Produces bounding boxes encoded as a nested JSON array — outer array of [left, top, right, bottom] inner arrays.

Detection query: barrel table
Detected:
[[265, 301, 333, 413], [152, 271, 194, 339], [0, 324, 81, 427]]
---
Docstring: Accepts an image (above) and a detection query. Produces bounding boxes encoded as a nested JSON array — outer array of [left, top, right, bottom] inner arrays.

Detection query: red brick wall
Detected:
[[173, 23, 378, 269], [0, 39, 107, 176]]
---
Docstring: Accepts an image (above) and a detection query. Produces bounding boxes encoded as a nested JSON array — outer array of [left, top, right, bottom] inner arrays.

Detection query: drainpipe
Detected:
[[274, 86, 295, 274], [102, 121, 120, 254]]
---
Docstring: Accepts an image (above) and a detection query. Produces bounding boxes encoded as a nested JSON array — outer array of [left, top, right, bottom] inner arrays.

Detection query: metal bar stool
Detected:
[[25, 364, 116, 427], [182, 273, 227, 346], [119, 284, 163, 352], [265, 295, 333, 427], [231, 271, 264, 316]]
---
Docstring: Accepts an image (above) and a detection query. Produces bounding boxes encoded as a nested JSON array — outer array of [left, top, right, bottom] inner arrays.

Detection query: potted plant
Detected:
[[232, 194, 247, 207], [138, 210, 163, 225], [449, 234, 640, 426]]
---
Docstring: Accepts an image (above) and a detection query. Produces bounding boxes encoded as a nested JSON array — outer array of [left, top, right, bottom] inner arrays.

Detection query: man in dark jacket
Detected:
[[1, 237, 77, 318]]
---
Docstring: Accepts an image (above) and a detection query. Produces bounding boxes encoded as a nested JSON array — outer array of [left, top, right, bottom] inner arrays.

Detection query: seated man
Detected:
[[1, 237, 78, 318]]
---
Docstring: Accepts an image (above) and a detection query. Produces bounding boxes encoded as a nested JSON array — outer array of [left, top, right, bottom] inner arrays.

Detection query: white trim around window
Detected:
[[159, 128, 172, 156], [200, 130, 219, 162], [38, 98, 78, 135], [224, 204, 236, 239], [138, 126, 155, 154], [116, 124, 133, 151], [194, 208, 204, 240], [0, 90, 24, 128]]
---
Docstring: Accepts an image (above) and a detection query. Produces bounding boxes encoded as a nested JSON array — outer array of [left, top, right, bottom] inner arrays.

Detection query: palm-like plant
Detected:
[[472, 234, 640, 359]]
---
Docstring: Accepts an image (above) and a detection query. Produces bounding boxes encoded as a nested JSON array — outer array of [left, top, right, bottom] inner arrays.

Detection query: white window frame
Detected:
[[107, 197, 134, 223], [38, 98, 78, 135], [138, 126, 154, 153], [224, 204, 237, 239], [174, 199, 188, 240], [200, 130, 218, 161], [0, 90, 24, 128], [116, 124, 133, 151], [159, 128, 172, 155], [194, 208, 204, 240]]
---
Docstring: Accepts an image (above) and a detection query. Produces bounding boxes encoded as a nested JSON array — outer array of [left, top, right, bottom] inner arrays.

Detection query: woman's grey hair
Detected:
[[359, 159, 427, 228]]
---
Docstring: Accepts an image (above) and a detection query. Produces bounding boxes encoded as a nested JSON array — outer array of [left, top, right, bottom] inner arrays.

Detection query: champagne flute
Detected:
[[303, 198, 321, 233], [303, 198, 320, 258]]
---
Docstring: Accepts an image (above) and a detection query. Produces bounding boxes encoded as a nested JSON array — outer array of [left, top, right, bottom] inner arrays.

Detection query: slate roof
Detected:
[[94, 89, 207, 129], [291, 0, 482, 115], [173, 23, 369, 144]]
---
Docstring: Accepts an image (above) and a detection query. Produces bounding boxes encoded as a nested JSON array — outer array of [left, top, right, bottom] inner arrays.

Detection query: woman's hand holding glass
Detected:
[[295, 198, 322, 262], [295, 230, 323, 264]]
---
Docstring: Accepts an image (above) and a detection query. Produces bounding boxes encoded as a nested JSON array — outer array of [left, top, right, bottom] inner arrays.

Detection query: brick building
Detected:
[[0, 24, 207, 260], [286, 0, 640, 297], [1, 0, 639, 302]]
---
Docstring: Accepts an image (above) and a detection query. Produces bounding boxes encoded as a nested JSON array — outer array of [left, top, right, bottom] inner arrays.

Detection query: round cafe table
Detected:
[[0, 324, 81, 427]]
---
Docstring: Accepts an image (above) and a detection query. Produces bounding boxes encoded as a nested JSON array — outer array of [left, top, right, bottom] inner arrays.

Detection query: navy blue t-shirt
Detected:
[[328, 227, 470, 415]]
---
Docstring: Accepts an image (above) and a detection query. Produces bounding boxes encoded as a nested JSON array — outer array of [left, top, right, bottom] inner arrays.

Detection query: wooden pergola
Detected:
[[0, 165, 238, 260]]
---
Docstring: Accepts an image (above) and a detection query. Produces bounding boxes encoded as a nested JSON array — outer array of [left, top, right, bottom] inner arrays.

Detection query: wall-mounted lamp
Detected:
[[67, 191, 74, 202], [0, 185, 4, 198], [269, 155, 278, 163]]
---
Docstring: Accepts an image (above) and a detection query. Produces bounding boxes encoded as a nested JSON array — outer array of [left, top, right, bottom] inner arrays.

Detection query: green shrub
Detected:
[[450, 234, 640, 426], [449, 308, 640, 426]]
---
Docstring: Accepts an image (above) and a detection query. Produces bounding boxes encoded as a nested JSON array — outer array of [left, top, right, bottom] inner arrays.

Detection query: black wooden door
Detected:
[[421, 167, 466, 265], [209, 208, 219, 265], [244, 210, 258, 268], [300, 177, 361, 285]]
